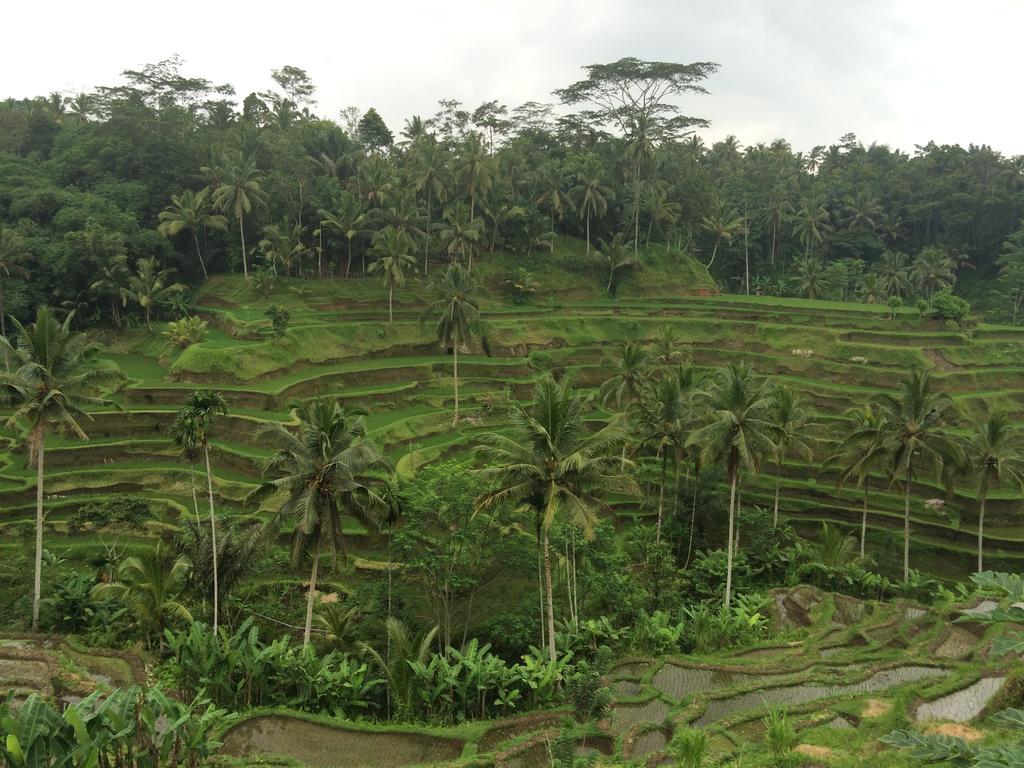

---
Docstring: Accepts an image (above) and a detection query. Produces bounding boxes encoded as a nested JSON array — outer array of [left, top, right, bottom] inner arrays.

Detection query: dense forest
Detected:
[[3, 56, 1024, 327]]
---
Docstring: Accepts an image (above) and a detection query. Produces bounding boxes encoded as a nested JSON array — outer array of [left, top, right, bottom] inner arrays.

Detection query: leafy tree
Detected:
[[0, 225, 30, 348], [636, 373, 686, 541], [911, 246, 957, 297], [597, 233, 641, 294], [833, 404, 889, 559], [122, 257, 185, 330], [476, 376, 629, 661], [208, 153, 268, 279], [769, 386, 817, 526], [358, 107, 394, 152], [264, 304, 290, 337], [369, 226, 416, 322], [795, 256, 830, 300], [254, 398, 390, 645], [686, 363, 776, 608], [962, 412, 1024, 572], [700, 203, 744, 269], [0, 307, 121, 629], [319, 193, 367, 278], [570, 171, 614, 256], [157, 188, 227, 279], [422, 263, 480, 425]]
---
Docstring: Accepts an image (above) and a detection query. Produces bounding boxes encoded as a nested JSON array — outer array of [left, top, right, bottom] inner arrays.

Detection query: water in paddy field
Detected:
[[915, 677, 1006, 723], [650, 664, 769, 701], [692, 666, 949, 727], [610, 698, 672, 733]]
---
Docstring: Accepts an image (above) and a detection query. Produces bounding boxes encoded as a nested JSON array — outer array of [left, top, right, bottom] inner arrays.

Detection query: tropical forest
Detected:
[[1, 51, 1024, 768]]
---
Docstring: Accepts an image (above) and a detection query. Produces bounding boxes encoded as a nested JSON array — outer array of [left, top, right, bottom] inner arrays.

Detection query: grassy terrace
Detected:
[[3, 239, 1022, 582]]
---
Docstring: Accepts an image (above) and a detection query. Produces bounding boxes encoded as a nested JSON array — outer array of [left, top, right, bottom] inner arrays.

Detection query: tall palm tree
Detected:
[[597, 233, 641, 295], [570, 172, 614, 256], [877, 251, 911, 298], [437, 203, 484, 270], [795, 256, 830, 300], [208, 154, 268, 279], [599, 341, 651, 469], [92, 545, 191, 650], [455, 137, 494, 221], [686, 363, 776, 608], [700, 204, 744, 269], [177, 391, 228, 632], [409, 140, 449, 274], [911, 247, 957, 297], [760, 190, 792, 267], [369, 226, 416, 322], [870, 369, 960, 580], [0, 225, 31, 349], [844, 192, 883, 232], [254, 398, 390, 645], [318, 193, 366, 278], [157, 189, 227, 279], [0, 307, 121, 629], [423, 263, 480, 425], [122, 257, 185, 330], [534, 164, 571, 251], [475, 376, 629, 661], [769, 386, 817, 526], [636, 374, 686, 542], [626, 114, 657, 255], [963, 412, 1024, 572], [857, 274, 890, 304], [169, 410, 203, 528], [89, 254, 130, 328], [833, 404, 888, 559], [792, 199, 830, 258]]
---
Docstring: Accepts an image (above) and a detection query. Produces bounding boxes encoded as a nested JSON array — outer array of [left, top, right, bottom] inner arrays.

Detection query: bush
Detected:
[[162, 316, 208, 349], [67, 496, 152, 534], [566, 664, 611, 720], [928, 289, 971, 326], [264, 304, 290, 337]]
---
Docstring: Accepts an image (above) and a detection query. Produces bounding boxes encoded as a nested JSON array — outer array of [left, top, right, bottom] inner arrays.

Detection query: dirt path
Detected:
[[923, 348, 957, 371]]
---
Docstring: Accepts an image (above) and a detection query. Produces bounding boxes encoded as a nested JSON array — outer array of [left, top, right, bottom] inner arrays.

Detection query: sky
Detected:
[[3, 0, 1022, 155]]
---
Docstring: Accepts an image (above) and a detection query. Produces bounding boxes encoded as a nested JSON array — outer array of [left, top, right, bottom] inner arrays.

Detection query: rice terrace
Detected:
[[2, 7, 1024, 766]]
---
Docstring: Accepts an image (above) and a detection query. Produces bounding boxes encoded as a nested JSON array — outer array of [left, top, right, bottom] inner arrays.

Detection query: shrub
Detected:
[[264, 304, 290, 337], [566, 664, 611, 720], [162, 315, 208, 349], [504, 268, 539, 304], [928, 289, 971, 326], [67, 496, 152, 534], [886, 294, 903, 319], [669, 728, 709, 768], [764, 708, 798, 766]]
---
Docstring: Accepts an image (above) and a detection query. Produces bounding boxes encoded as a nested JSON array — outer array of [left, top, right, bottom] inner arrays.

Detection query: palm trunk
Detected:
[[239, 212, 248, 280], [388, 284, 393, 323], [685, 460, 699, 569], [451, 342, 460, 425], [585, 209, 591, 257], [190, 463, 201, 528], [318, 227, 323, 278], [861, 480, 869, 560], [304, 542, 320, 646], [633, 166, 641, 256], [542, 530, 556, 662], [656, 451, 667, 543], [903, 464, 912, 582], [1, 276, 7, 370], [706, 239, 719, 269], [771, 219, 777, 266], [424, 197, 432, 276], [725, 462, 738, 609], [204, 443, 219, 633], [537, 548, 545, 652], [192, 231, 209, 279], [346, 238, 353, 279], [32, 428, 45, 631], [773, 478, 781, 527], [977, 480, 988, 573]]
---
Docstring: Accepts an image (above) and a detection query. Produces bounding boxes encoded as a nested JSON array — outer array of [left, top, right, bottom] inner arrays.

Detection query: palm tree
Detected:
[[700, 204, 744, 269], [636, 374, 686, 542], [599, 341, 650, 431], [369, 227, 416, 322], [597, 233, 641, 295], [963, 412, 1024, 572], [911, 247, 957, 297], [178, 390, 228, 632], [0, 307, 122, 630], [870, 369, 960, 580], [795, 256, 830, 300], [833, 404, 888, 559], [475, 376, 629, 661], [437, 203, 485, 270], [258, 222, 309, 277], [254, 398, 390, 645], [534, 165, 571, 250], [0, 226, 31, 350], [570, 172, 614, 256], [422, 263, 480, 425], [844, 192, 883, 232], [651, 325, 687, 368], [169, 410, 203, 528], [769, 386, 817, 526], [122, 257, 185, 330], [760, 190, 792, 267], [92, 545, 191, 650], [318, 193, 366, 278], [360, 618, 437, 718], [857, 274, 890, 304], [89, 254, 130, 328], [157, 189, 227, 279], [455, 137, 494, 222], [409, 141, 449, 274], [686, 363, 776, 608], [208, 153, 268, 279], [792, 199, 830, 258], [626, 115, 657, 255], [877, 251, 911, 298]]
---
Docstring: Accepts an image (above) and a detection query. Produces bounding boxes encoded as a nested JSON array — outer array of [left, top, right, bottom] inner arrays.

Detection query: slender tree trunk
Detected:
[[304, 542, 320, 646], [538, 547, 545, 652], [633, 166, 641, 256], [192, 231, 208, 279], [239, 213, 249, 280], [318, 226, 323, 278], [861, 480, 869, 560], [542, 530, 556, 662], [346, 238, 353, 279], [685, 461, 699, 569], [424, 196, 432, 276], [32, 428, 45, 631], [903, 465, 912, 582], [585, 209, 591, 257], [450, 342, 461, 425], [725, 463, 738, 609], [190, 463, 201, 528], [1, 277, 7, 370], [977, 481, 988, 573], [743, 213, 750, 295], [773, 477, 781, 527], [204, 444, 219, 633], [388, 284, 393, 323], [656, 451, 667, 543], [771, 219, 777, 266], [706, 239, 719, 269]]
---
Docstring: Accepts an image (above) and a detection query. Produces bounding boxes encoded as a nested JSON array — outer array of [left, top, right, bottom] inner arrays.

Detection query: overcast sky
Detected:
[[4, 0, 1022, 155]]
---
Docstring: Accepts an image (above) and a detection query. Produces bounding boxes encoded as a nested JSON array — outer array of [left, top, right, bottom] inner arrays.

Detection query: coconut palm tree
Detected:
[[157, 189, 227, 279], [534, 164, 571, 250], [0, 307, 122, 630], [121, 257, 185, 330], [686, 363, 776, 608], [911, 247, 957, 298], [770, 386, 818, 526], [422, 263, 480, 425], [177, 390, 228, 632], [963, 412, 1024, 572], [870, 369, 960, 581], [636, 373, 686, 542], [92, 545, 191, 650], [700, 204, 744, 269], [254, 398, 390, 645], [792, 199, 830, 258], [369, 226, 416, 322], [597, 233, 641, 295], [795, 256, 830, 300], [651, 325, 688, 368], [169, 410, 203, 528], [438, 203, 485, 271], [599, 341, 650, 470], [318, 193, 367, 278], [857, 274, 890, 304], [760, 190, 792, 267], [0, 225, 30, 349], [844, 192, 883, 232], [571, 172, 614, 256], [877, 251, 911, 298], [455, 137, 494, 222], [475, 376, 629, 661], [89, 254, 130, 328], [409, 140, 449, 274], [833, 404, 888, 559], [207, 153, 268, 279]]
